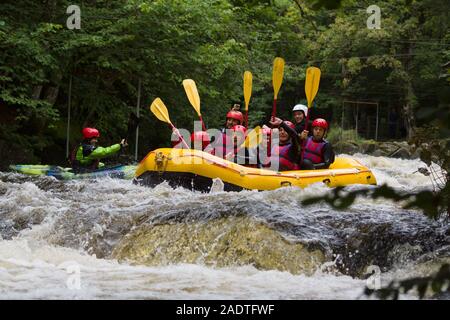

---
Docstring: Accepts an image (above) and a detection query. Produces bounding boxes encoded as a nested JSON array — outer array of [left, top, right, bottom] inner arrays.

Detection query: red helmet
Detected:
[[82, 127, 100, 139], [190, 131, 211, 149], [226, 110, 244, 124], [312, 118, 329, 130], [284, 121, 296, 130]]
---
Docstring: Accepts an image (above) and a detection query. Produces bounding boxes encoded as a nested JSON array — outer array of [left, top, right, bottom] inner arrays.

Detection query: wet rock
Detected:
[[112, 216, 326, 275], [360, 141, 377, 154], [334, 141, 360, 154], [389, 147, 411, 159], [371, 149, 388, 157], [0, 182, 7, 195]]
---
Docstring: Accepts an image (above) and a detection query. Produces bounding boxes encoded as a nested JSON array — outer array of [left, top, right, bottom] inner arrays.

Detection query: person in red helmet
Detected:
[[224, 110, 244, 130], [70, 127, 128, 172], [298, 118, 335, 170], [224, 124, 247, 162], [265, 118, 300, 171], [212, 107, 244, 158]]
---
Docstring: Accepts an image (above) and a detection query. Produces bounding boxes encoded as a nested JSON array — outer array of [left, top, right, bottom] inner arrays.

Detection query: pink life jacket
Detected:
[[303, 136, 326, 164], [269, 143, 299, 171]]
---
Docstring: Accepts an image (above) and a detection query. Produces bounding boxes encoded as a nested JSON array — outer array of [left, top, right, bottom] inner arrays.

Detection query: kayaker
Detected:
[[265, 118, 300, 171], [70, 127, 128, 172], [298, 118, 335, 170]]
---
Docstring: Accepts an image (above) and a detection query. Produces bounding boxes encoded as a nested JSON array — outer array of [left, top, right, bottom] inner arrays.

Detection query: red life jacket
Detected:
[[269, 143, 299, 171], [219, 132, 235, 159], [303, 137, 326, 164]]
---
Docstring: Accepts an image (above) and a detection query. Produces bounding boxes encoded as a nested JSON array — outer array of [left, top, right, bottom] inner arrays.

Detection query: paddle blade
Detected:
[[150, 98, 171, 124], [244, 126, 262, 148], [305, 67, 321, 108], [243, 71, 252, 112], [182, 79, 201, 116], [272, 57, 285, 99]]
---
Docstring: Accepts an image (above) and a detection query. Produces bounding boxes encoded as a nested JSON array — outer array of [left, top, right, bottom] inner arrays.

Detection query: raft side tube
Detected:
[[134, 148, 377, 191]]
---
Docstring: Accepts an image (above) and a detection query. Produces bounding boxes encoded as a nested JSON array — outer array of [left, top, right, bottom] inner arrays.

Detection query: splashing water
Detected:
[[0, 155, 448, 299]]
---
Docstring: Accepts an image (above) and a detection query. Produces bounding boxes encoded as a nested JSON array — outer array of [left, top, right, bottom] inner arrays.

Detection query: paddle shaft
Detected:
[[169, 123, 190, 149], [199, 115, 207, 131], [245, 111, 249, 129], [300, 110, 311, 163], [270, 99, 278, 128]]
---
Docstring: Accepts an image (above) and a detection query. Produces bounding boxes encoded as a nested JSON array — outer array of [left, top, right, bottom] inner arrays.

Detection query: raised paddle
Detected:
[[300, 67, 321, 162], [243, 71, 252, 129], [271, 57, 285, 120], [182, 79, 207, 131], [150, 98, 190, 149]]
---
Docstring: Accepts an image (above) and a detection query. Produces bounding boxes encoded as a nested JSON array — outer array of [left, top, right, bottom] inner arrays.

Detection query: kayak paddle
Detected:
[[182, 79, 207, 131], [243, 71, 252, 129], [271, 57, 285, 120], [150, 98, 190, 149], [300, 67, 321, 162]]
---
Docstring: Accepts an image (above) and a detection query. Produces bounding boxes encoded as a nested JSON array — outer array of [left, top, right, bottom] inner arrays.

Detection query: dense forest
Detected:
[[0, 0, 448, 168]]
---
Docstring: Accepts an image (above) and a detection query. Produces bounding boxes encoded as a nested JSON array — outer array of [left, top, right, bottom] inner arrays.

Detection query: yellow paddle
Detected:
[[305, 67, 321, 109], [244, 125, 262, 149], [182, 79, 206, 131], [243, 71, 252, 128], [150, 98, 190, 149], [301, 67, 321, 162], [271, 57, 285, 119]]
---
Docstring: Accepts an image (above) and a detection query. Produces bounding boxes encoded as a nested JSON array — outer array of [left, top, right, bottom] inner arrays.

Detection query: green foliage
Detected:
[[326, 125, 367, 145], [0, 0, 448, 166]]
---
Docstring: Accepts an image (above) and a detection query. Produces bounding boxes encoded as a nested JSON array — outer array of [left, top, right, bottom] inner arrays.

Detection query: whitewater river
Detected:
[[0, 154, 448, 299]]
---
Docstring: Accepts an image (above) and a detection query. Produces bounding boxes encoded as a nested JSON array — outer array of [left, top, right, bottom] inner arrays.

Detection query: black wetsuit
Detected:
[[281, 121, 335, 169]]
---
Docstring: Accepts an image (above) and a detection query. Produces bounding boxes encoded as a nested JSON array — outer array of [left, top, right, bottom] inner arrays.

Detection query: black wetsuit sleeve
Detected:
[[313, 142, 336, 169], [280, 121, 301, 163]]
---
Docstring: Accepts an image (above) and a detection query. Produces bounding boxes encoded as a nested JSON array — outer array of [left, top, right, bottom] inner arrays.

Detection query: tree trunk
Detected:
[[402, 43, 417, 140], [403, 81, 416, 140]]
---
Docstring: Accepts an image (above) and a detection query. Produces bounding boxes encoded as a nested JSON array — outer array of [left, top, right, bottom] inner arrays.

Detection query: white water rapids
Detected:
[[0, 154, 448, 299]]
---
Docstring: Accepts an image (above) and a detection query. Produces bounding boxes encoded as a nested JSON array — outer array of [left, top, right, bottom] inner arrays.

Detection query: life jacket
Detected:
[[219, 132, 234, 159], [70, 143, 100, 170], [268, 143, 299, 171], [303, 136, 326, 164]]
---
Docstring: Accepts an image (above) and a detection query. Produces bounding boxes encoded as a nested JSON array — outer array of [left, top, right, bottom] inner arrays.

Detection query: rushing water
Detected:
[[0, 154, 448, 299]]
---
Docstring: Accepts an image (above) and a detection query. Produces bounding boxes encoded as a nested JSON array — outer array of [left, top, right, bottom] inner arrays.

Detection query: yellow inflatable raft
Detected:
[[135, 148, 377, 191]]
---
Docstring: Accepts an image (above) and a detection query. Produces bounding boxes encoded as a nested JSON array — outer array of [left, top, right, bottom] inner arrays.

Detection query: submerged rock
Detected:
[[112, 216, 326, 275]]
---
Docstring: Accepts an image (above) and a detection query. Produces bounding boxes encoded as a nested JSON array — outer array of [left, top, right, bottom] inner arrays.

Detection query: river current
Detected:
[[0, 154, 448, 299]]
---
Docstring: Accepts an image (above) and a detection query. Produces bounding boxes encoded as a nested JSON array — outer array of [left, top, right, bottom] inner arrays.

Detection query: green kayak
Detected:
[[9, 164, 137, 180]]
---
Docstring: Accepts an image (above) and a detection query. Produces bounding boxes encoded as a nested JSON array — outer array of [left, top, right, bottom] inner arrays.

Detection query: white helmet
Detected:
[[292, 104, 308, 116]]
